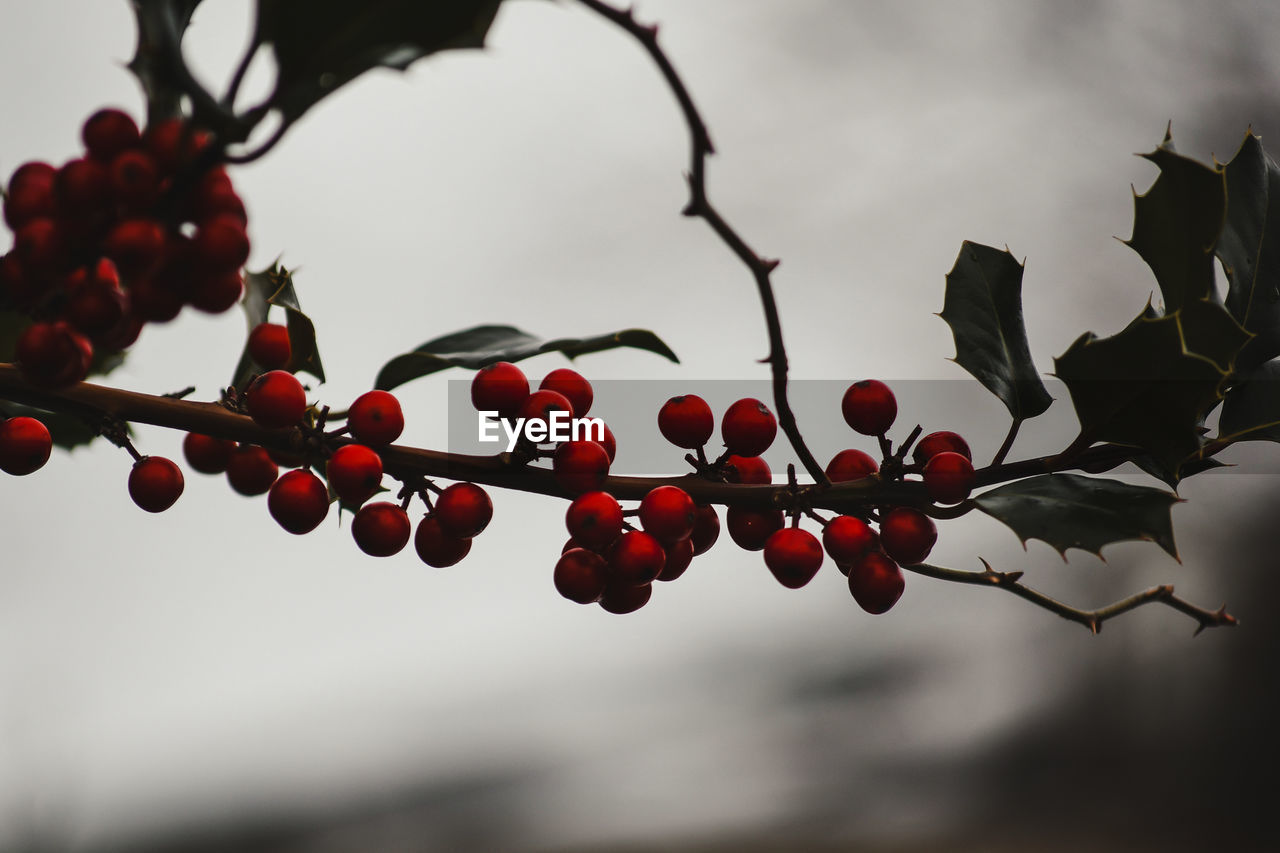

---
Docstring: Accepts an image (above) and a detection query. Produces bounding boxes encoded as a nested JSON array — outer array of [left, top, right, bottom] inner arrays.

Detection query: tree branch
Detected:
[[575, 0, 829, 487], [904, 558, 1237, 635]]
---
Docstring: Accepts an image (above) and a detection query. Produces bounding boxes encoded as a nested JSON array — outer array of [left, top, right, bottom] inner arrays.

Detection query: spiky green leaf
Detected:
[[127, 0, 205, 124], [233, 263, 325, 388], [1218, 359, 1280, 443], [1218, 131, 1280, 370]]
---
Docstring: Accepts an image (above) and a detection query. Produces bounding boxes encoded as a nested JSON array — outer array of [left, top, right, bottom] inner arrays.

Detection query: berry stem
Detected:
[[991, 418, 1022, 467]]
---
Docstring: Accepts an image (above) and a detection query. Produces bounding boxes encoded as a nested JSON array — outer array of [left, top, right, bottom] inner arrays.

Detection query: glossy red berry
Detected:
[[347, 390, 404, 445], [554, 548, 609, 604], [763, 527, 824, 589], [268, 469, 330, 534], [658, 394, 714, 449], [326, 444, 383, 505], [825, 448, 878, 483], [351, 502, 412, 557], [721, 398, 777, 457], [912, 430, 972, 466], [599, 580, 652, 615], [553, 439, 610, 494], [608, 530, 666, 586], [16, 321, 92, 388], [127, 456, 184, 513], [842, 380, 897, 436], [414, 516, 472, 567], [725, 507, 784, 551], [565, 491, 624, 551], [434, 482, 493, 538], [0, 416, 52, 475], [822, 515, 878, 564], [103, 218, 166, 277], [246, 370, 307, 429], [82, 108, 140, 162], [923, 451, 976, 504], [194, 214, 250, 273], [4, 162, 56, 229], [848, 551, 905, 614], [656, 537, 695, 582], [14, 217, 66, 276], [518, 389, 575, 438], [225, 444, 279, 496], [597, 422, 617, 463], [188, 269, 244, 314], [724, 454, 771, 484], [55, 158, 111, 218], [540, 368, 593, 417], [65, 266, 128, 338], [471, 362, 530, 420], [689, 504, 720, 555], [109, 149, 161, 210], [182, 432, 234, 474], [879, 507, 937, 565], [247, 322, 291, 370], [638, 485, 696, 543]]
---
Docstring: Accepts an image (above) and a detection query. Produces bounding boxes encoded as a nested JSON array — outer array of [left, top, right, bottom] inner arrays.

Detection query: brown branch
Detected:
[[904, 558, 1237, 635], [575, 0, 829, 487]]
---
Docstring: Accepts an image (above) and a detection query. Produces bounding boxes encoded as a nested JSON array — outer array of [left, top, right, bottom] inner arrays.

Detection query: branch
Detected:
[[575, 0, 829, 488], [904, 559, 1237, 635]]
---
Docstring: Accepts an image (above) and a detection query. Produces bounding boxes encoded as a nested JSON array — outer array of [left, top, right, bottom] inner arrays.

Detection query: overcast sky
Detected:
[[3, 1, 1280, 850]]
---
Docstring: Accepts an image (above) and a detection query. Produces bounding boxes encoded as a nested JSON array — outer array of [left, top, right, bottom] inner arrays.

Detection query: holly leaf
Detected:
[[0, 403, 111, 451], [1218, 130, 1280, 371], [939, 241, 1053, 421], [256, 0, 503, 125], [232, 263, 325, 389], [374, 324, 679, 392], [1124, 128, 1226, 313], [127, 0, 205, 124], [1218, 359, 1280, 443], [1054, 300, 1245, 475], [974, 472, 1180, 560]]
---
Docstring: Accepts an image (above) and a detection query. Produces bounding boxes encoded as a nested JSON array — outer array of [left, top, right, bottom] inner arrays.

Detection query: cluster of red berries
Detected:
[[1, 108, 249, 388]]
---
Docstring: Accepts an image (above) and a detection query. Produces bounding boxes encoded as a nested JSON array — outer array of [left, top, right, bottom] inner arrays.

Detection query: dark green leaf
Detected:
[[257, 0, 503, 125], [0, 403, 112, 451], [375, 324, 679, 392], [127, 0, 205, 124], [939, 241, 1053, 421], [1124, 128, 1226, 313], [974, 472, 1179, 559], [1219, 131, 1280, 370], [1218, 359, 1280, 443], [1129, 453, 1224, 488], [233, 263, 325, 388]]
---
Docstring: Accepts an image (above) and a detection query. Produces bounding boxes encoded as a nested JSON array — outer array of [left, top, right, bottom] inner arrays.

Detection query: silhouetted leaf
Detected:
[[127, 0, 205, 124], [257, 0, 503, 124], [233, 263, 325, 388], [1218, 359, 1280, 443], [375, 324, 679, 391], [1124, 128, 1226, 313], [939, 241, 1052, 421], [1219, 130, 1280, 370], [0, 403, 109, 451], [974, 473, 1179, 559]]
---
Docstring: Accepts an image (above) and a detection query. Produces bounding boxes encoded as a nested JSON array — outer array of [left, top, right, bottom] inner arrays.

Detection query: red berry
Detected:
[[55, 158, 111, 220], [597, 422, 617, 463], [879, 507, 937, 565], [348, 390, 404, 445], [267, 447, 307, 468], [848, 551, 905, 614], [565, 491, 623, 551], [144, 118, 210, 172], [689, 504, 720, 555], [108, 149, 161, 210], [128, 277, 184, 323], [0, 416, 52, 475], [638, 484, 696, 543], [128, 456, 184, 513], [721, 398, 777, 457], [248, 322, 291, 370], [225, 444, 279, 496], [326, 444, 383, 505], [471, 362, 530, 420], [725, 507, 784, 551], [554, 548, 609, 604], [825, 448, 878, 483], [553, 439, 610, 494], [65, 264, 128, 338], [268, 469, 330, 534], [540, 368, 593, 417], [351, 502, 412, 557], [658, 394, 714, 449], [599, 579, 652, 614], [724, 454, 771, 484], [16, 321, 92, 388], [823, 515, 878, 564], [842, 380, 897, 436], [246, 370, 307, 429], [912, 430, 972, 466], [194, 214, 250, 273], [3, 162, 56, 229], [182, 432, 235, 474], [608, 530, 666, 585], [763, 527, 824, 589], [519, 389, 575, 438], [656, 537, 695, 582], [187, 270, 243, 313], [104, 218, 166, 277], [14, 217, 66, 276], [923, 451, 975, 504], [82, 108, 140, 162], [414, 516, 472, 567], [434, 482, 493, 538]]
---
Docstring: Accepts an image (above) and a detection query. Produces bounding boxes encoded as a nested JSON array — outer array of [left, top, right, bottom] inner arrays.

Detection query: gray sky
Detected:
[[3, 1, 1280, 850]]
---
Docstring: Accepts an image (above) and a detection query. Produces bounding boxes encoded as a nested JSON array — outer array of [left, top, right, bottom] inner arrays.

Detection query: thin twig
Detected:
[[904, 558, 1236, 635], [576, 0, 829, 487]]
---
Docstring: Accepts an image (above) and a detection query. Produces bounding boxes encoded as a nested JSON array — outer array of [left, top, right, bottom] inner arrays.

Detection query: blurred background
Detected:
[[2, 1, 1280, 850]]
